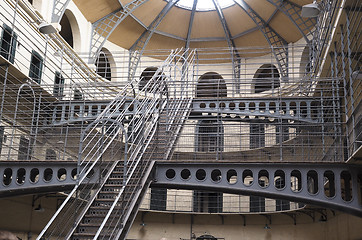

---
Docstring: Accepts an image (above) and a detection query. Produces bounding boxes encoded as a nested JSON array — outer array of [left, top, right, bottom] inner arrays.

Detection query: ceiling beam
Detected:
[[128, 0, 180, 81], [212, 0, 237, 50], [89, 0, 150, 63], [266, 0, 316, 43], [212, 0, 241, 93], [233, 0, 289, 78], [185, 0, 197, 49]]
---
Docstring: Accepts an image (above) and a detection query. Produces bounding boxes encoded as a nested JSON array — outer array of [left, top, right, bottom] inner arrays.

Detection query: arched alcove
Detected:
[[253, 64, 280, 93], [59, 9, 81, 51], [196, 72, 227, 98]]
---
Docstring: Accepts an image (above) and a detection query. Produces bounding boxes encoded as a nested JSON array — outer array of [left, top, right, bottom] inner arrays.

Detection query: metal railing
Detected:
[[35, 48, 197, 239]]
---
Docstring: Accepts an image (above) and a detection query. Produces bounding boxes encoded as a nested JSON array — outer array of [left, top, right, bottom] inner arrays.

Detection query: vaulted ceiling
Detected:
[[74, 0, 316, 52]]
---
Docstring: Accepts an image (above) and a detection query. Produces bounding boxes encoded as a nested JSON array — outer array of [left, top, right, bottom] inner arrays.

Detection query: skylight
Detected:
[[169, 0, 235, 11]]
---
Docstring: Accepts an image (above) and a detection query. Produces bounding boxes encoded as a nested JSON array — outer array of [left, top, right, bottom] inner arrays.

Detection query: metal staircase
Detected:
[[37, 48, 196, 240]]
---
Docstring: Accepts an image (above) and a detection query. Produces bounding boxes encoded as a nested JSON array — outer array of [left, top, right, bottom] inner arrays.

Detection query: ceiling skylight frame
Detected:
[[165, 0, 235, 11]]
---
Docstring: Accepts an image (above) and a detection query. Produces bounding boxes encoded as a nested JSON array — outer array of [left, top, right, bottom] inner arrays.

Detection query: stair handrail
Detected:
[[36, 48, 182, 239]]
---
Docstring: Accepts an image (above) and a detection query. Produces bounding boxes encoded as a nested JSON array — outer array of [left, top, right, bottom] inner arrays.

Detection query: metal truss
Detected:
[[89, 0, 150, 63], [266, 0, 316, 43], [153, 162, 362, 217], [128, 0, 180, 82], [51, 0, 71, 23], [233, 0, 289, 78]]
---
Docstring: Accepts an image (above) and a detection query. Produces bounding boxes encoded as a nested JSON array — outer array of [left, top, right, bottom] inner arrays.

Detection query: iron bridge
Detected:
[[1, 161, 361, 217], [47, 97, 321, 127], [152, 162, 362, 217]]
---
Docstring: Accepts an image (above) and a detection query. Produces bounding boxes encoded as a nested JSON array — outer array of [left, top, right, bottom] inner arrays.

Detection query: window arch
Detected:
[[59, 10, 81, 51], [253, 64, 280, 93], [196, 72, 227, 98], [95, 49, 112, 81], [59, 12, 73, 47], [139, 67, 167, 94]]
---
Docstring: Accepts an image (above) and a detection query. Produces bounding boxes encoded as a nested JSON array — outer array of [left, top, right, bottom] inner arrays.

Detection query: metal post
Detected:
[[329, 53, 338, 161], [0, 64, 9, 122], [345, 13, 356, 153], [339, 28, 352, 159]]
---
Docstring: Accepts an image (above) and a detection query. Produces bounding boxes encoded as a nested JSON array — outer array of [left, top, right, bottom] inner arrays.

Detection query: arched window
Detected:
[[196, 72, 227, 98], [59, 10, 81, 51], [139, 67, 166, 94], [59, 13, 73, 47], [253, 64, 280, 93], [96, 49, 112, 81], [45, 148, 57, 160]]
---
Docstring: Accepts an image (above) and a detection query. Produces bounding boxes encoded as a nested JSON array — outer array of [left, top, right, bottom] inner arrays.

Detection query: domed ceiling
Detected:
[[74, 0, 316, 52]]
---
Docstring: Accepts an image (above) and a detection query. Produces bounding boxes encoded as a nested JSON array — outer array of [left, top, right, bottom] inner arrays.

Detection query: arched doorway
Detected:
[[253, 64, 280, 93]]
